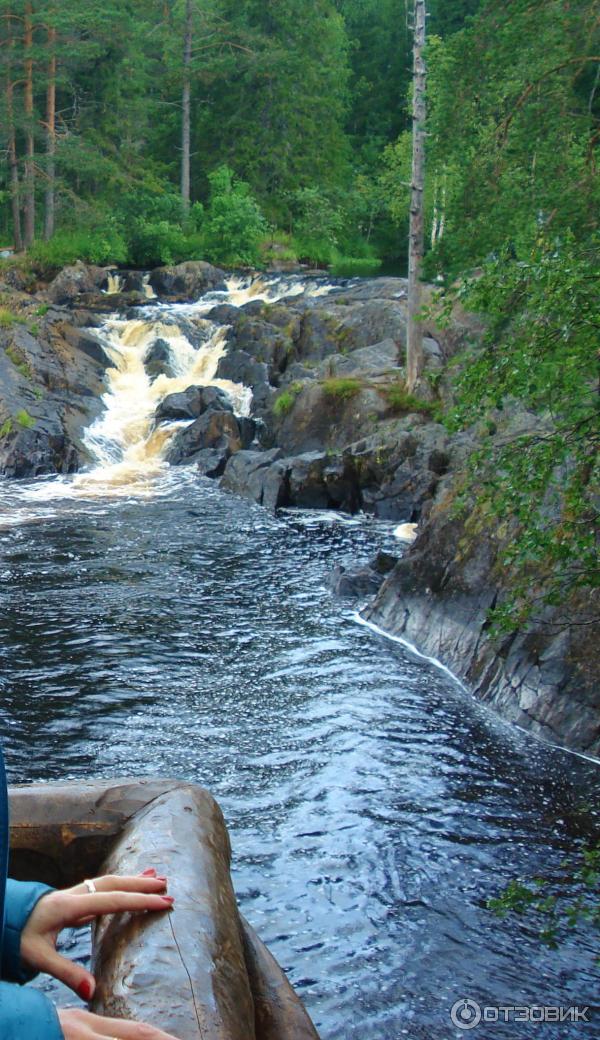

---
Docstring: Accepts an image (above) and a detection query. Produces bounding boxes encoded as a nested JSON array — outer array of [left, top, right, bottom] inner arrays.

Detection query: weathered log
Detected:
[[8, 779, 320, 1040], [91, 785, 254, 1040], [9, 778, 188, 887], [240, 917, 320, 1040]]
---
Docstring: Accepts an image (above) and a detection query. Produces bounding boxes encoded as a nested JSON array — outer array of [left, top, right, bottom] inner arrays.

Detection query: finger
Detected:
[[60, 891, 174, 922], [71, 876, 167, 897], [29, 942, 96, 1001]]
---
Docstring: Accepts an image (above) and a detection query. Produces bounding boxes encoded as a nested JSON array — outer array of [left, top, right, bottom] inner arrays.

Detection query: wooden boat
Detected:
[[8, 778, 320, 1040]]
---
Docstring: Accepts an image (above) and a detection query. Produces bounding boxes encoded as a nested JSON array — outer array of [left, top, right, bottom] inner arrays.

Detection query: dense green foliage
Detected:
[[447, 237, 600, 628], [0, 0, 484, 267]]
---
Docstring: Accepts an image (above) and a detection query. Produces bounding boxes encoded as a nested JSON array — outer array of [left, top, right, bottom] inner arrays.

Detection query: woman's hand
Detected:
[[57, 1007, 181, 1039], [20, 870, 174, 1000]]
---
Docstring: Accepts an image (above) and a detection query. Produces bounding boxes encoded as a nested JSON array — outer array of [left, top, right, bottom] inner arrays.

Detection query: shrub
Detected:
[[0, 418, 13, 437], [113, 189, 205, 267], [273, 381, 303, 417], [35, 304, 49, 316], [6, 346, 32, 379], [260, 231, 298, 267], [0, 309, 26, 328], [16, 409, 35, 428], [331, 256, 382, 278], [321, 376, 362, 401], [29, 227, 127, 268], [383, 382, 434, 415], [289, 187, 344, 267], [202, 166, 268, 268]]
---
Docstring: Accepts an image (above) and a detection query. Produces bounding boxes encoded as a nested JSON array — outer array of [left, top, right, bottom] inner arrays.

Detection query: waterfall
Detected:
[[16, 273, 335, 502], [142, 274, 156, 300], [105, 272, 123, 294], [75, 319, 250, 495]]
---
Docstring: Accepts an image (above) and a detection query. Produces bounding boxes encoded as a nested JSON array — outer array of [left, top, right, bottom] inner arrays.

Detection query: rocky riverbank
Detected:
[[0, 259, 597, 759]]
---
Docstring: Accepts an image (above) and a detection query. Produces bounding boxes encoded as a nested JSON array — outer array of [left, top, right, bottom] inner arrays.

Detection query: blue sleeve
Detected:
[[0, 981, 63, 1040], [2, 879, 54, 983]]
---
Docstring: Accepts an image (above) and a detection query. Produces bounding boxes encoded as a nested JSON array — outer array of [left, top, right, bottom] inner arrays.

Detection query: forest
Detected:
[[0, 0, 596, 275], [0, 0, 598, 623]]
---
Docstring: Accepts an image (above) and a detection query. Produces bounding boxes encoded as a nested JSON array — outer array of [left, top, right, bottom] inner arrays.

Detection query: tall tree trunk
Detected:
[[44, 25, 57, 240], [23, 1, 35, 248], [181, 0, 192, 214], [6, 25, 23, 252], [406, 0, 427, 392]]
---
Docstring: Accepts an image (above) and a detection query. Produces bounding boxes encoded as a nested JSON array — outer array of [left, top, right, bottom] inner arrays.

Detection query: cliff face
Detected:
[[363, 496, 600, 759]]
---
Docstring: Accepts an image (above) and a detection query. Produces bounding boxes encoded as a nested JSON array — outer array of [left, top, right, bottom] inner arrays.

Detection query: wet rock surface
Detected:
[[144, 337, 175, 380], [149, 260, 227, 302], [0, 296, 115, 478], [364, 500, 600, 758], [156, 385, 232, 422]]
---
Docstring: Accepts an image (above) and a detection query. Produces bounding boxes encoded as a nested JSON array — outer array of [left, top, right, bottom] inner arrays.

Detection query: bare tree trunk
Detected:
[[406, 0, 427, 392], [23, 1, 35, 248], [181, 0, 192, 214], [44, 25, 57, 240], [6, 25, 23, 252]]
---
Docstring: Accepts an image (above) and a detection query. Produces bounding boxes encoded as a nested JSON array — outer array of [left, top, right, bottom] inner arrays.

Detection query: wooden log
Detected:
[[9, 778, 189, 887], [90, 785, 254, 1040], [240, 917, 319, 1040], [8, 779, 321, 1040]]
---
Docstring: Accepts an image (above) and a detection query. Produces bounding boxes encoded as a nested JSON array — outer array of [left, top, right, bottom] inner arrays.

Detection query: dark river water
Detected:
[[0, 469, 598, 1039]]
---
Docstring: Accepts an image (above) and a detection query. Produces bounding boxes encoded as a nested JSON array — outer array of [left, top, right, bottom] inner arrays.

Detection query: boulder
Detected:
[[46, 262, 108, 305], [238, 416, 257, 449], [144, 338, 175, 381], [274, 382, 388, 456], [216, 351, 271, 412], [362, 460, 439, 521], [156, 385, 232, 422], [221, 449, 288, 510], [59, 326, 117, 369], [296, 299, 406, 363], [286, 451, 360, 512], [316, 338, 400, 378], [329, 564, 385, 599], [205, 304, 242, 325], [149, 261, 227, 302], [0, 423, 78, 478], [194, 448, 229, 478], [166, 409, 242, 465]]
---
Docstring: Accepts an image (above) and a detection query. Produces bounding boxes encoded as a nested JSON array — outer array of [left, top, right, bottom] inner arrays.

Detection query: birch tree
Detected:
[[406, 0, 426, 392]]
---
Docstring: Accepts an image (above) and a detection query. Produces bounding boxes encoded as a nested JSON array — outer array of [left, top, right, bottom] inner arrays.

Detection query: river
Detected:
[[0, 276, 598, 1039]]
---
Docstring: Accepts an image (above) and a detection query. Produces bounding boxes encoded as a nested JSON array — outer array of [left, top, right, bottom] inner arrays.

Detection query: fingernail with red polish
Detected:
[[156, 876, 167, 883], [141, 868, 157, 877], [161, 895, 175, 904], [77, 979, 94, 1002]]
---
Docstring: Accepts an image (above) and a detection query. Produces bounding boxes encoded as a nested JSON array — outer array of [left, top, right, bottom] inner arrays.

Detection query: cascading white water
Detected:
[[15, 273, 336, 502], [165, 273, 337, 317], [75, 319, 250, 495], [105, 272, 123, 294], [70, 273, 329, 496], [142, 274, 156, 300]]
